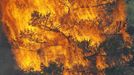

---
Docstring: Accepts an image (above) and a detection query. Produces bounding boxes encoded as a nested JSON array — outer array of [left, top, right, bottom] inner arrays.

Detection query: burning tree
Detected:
[[0, 0, 134, 75]]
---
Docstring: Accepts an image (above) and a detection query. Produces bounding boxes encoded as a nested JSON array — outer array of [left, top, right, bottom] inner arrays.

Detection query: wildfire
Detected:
[[0, 0, 133, 75]]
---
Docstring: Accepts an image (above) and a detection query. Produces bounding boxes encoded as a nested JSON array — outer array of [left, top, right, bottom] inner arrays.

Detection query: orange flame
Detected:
[[0, 0, 133, 74]]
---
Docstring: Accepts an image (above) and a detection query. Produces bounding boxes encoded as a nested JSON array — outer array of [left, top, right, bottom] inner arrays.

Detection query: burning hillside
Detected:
[[0, 0, 133, 75]]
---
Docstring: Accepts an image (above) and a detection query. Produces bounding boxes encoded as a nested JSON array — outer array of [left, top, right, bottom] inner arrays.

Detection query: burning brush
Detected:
[[0, 0, 134, 75]]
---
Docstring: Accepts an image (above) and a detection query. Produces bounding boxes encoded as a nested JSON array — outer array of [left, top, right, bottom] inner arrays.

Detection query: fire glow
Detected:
[[0, 0, 133, 75]]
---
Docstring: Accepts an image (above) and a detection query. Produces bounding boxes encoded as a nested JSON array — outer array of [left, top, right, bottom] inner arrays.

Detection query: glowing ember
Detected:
[[0, 0, 133, 75]]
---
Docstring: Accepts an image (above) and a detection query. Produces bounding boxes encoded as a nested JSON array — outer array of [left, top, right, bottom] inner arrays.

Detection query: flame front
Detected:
[[0, 0, 133, 75]]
